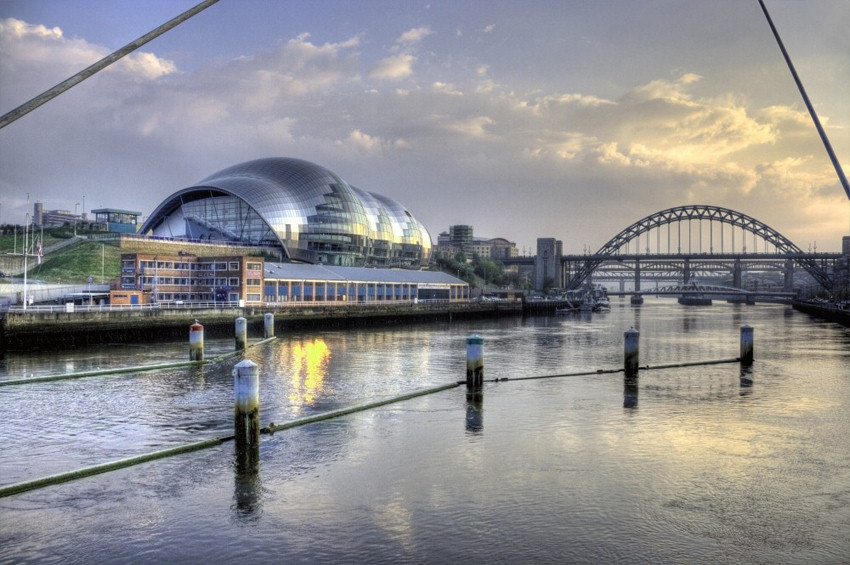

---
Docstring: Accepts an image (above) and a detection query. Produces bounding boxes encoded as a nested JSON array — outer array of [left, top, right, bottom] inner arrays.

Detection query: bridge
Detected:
[[612, 282, 796, 301], [502, 205, 848, 294]]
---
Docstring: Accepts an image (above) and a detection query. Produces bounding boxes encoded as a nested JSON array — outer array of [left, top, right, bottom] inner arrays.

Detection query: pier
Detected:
[[0, 300, 522, 350]]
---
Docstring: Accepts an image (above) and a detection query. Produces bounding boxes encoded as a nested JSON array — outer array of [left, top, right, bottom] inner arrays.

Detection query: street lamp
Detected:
[[74, 203, 79, 236]]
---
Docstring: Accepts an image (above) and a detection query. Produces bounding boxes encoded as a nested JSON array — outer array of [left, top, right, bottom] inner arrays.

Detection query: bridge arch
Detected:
[[566, 204, 832, 290]]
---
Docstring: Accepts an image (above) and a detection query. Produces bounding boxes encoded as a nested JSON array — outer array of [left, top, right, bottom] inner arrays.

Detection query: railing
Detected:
[[2, 298, 466, 314]]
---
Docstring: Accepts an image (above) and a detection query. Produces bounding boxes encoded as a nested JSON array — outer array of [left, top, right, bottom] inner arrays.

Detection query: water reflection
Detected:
[[623, 378, 639, 409], [739, 366, 754, 394], [465, 391, 483, 434], [285, 338, 330, 405], [232, 443, 262, 522]]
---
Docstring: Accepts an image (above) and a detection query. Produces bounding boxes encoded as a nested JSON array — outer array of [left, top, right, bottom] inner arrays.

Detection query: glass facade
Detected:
[[140, 158, 431, 268]]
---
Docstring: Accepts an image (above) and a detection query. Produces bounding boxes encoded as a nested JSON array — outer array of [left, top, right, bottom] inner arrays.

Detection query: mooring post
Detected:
[[466, 334, 484, 389], [740, 325, 754, 365], [235, 316, 247, 351], [189, 320, 204, 361], [263, 312, 274, 339], [233, 359, 260, 447], [624, 327, 640, 380]]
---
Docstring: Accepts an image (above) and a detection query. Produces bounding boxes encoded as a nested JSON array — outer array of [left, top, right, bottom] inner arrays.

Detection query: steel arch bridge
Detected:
[[565, 205, 833, 291]]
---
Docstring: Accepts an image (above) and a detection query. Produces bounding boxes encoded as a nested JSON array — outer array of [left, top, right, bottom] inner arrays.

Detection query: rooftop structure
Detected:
[[139, 157, 431, 268]]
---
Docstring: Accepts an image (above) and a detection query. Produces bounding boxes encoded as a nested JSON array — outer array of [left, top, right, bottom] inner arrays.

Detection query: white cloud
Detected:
[[398, 26, 433, 45], [1, 14, 846, 253], [369, 54, 415, 80]]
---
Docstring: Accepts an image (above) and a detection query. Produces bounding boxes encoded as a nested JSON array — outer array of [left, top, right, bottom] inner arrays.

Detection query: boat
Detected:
[[593, 296, 611, 311]]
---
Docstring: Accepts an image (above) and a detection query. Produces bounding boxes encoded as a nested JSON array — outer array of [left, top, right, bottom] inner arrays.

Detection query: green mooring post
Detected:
[[466, 334, 484, 389]]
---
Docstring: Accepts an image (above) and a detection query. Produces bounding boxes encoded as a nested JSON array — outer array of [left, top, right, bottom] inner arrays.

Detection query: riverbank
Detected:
[[792, 299, 850, 326], [0, 301, 522, 350]]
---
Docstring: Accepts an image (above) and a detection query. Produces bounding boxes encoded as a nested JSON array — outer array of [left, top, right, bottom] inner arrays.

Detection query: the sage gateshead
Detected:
[[139, 157, 432, 268]]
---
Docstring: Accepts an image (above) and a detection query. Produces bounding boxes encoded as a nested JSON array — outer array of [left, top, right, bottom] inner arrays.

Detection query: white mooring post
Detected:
[[189, 321, 204, 361], [624, 327, 640, 380], [233, 360, 260, 447], [263, 312, 274, 339], [235, 316, 248, 351], [466, 334, 484, 389], [740, 325, 754, 365]]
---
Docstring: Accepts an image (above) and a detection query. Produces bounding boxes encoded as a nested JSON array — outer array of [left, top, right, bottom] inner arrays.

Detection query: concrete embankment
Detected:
[[0, 301, 522, 350], [791, 300, 850, 327]]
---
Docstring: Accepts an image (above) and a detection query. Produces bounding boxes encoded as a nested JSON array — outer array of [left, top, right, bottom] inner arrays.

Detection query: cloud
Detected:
[[0, 17, 845, 253], [369, 54, 415, 80], [0, 17, 177, 106], [397, 26, 433, 45]]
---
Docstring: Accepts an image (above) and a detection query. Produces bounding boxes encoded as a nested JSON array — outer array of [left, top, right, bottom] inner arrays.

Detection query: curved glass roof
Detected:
[[140, 157, 432, 267]]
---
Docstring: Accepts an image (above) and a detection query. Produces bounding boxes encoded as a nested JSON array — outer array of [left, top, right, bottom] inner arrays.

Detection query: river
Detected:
[[1, 298, 848, 564]]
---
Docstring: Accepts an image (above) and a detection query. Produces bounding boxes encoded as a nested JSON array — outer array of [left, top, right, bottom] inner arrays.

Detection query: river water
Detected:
[[1, 298, 848, 564]]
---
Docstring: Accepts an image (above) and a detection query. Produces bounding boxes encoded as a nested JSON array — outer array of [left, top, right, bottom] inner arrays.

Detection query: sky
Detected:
[[0, 0, 848, 253]]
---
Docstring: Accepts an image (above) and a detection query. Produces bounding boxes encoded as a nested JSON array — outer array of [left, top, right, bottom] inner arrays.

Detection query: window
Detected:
[[229, 262, 239, 271], [246, 278, 261, 286], [229, 278, 240, 286], [247, 262, 262, 270]]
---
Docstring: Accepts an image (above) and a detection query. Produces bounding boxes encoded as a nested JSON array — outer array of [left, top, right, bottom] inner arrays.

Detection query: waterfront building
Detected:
[[263, 262, 469, 303], [139, 157, 431, 268], [111, 253, 468, 305], [112, 253, 264, 305]]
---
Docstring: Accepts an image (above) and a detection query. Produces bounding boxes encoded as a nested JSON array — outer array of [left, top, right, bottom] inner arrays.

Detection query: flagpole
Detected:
[[23, 213, 28, 311]]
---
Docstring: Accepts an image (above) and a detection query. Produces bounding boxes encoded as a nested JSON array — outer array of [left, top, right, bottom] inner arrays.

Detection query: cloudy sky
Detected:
[[1, 0, 847, 253]]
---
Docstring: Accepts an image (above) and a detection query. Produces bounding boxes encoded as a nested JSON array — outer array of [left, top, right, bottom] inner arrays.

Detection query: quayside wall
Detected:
[[791, 300, 850, 327], [0, 301, 522, 350]]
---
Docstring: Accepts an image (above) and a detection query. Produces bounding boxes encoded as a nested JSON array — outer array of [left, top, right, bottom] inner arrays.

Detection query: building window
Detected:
[[229, 262, 239, 271]]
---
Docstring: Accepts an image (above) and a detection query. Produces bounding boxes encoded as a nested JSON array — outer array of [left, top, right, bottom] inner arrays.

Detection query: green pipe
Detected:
[[0, 437, 223, 498], [0, 337, 278, 387], [488, 357, 741, 382], [265, 382, 461, 433]]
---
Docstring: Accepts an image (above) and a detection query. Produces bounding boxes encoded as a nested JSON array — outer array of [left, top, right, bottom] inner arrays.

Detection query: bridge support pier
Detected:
[[634, 259, 641, 293], [733, 259, 742, 289], [784, 259, 794, 292]]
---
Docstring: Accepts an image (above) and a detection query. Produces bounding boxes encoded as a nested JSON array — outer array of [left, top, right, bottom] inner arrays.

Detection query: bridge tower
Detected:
[[535, 238, 563, 292], [784, 259, 794, 292]]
